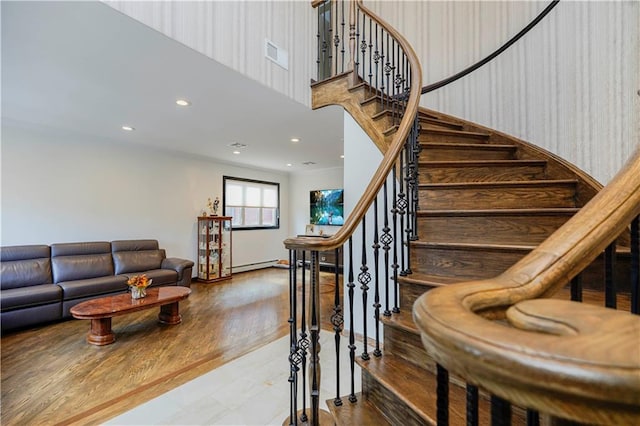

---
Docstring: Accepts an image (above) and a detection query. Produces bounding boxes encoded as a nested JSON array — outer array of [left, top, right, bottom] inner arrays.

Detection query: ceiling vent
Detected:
[[265, 39, 288, 70]]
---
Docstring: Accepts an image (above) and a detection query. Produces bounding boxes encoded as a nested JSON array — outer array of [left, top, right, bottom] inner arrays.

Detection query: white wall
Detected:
[[343, 112, 394, 338], [288, 167, 344, 238], [368, 0, 639, 184], [1, 122, 290, 273], [104, 0, 317, 108]]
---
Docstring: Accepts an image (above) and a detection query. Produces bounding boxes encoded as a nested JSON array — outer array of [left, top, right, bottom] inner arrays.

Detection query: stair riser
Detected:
[[400, 281, 436, 311], [421, 146, 516, 161], [417, 214, 574, 245], [362, 370, 431, 426], [361, 98, 383, 116], [419, 184, 577, 210], [419, 164, 547, 183], [419, 132, 488, 144], [384, 322, 436, 371], [373, 113, 394, 132], [410, 246, 529, 279]]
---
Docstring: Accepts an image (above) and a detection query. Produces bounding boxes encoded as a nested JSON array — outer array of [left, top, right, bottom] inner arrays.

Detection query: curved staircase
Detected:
[[325, 106, 630, 425]]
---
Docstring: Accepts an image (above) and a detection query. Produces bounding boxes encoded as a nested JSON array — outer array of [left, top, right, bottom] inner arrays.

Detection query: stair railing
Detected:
[[284, 1, 422, 425], [414, 149, 640, 425]]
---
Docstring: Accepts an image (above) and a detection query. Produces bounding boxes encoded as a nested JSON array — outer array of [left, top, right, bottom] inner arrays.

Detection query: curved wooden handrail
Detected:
[[414, 149, 640, 424], [284, 0, 423, 252]]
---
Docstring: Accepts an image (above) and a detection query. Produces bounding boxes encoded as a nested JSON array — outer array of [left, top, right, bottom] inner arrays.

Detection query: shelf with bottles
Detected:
[[196, 216, 233, 283]]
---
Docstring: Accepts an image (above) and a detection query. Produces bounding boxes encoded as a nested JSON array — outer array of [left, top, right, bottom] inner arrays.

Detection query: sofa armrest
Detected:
[[161, 258, 195, 287]]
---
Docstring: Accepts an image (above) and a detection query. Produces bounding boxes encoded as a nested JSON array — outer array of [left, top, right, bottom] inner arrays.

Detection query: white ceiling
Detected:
[[1, 1, 344, 173]]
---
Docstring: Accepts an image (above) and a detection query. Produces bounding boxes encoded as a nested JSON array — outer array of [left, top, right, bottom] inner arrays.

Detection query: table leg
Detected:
[[87, 317, 115, 345], [159, 301, 182, 325]]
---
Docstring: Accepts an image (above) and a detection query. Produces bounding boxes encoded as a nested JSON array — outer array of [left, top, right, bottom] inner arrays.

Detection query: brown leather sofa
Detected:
[[0, 239, 194, 332]]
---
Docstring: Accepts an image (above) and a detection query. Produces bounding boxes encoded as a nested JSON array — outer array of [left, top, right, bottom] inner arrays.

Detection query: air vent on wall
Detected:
[[265, 38, 288, 70]]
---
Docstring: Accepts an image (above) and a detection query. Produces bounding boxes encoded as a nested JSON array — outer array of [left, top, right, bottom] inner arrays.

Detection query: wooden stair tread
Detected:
[[421, 128, 489, 138], [381, 310, 419, 334], [412, 241, 536, 251], [419, 117, 463, 129], [398, 273, 465, 288], [357, 354, 473, 426], [417, 208, 580, 217], [419, 179, 577, 189], [419, 159, 546, 167], [328, 393, 392, 426]]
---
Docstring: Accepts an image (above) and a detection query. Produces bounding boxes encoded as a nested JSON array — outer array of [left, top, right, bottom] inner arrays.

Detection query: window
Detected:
[[223, 176, 280, 230]]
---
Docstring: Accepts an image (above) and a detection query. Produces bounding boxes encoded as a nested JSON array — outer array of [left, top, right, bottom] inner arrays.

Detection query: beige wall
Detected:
[[367, 0, 639, 184], [104, 0, 317, 107]]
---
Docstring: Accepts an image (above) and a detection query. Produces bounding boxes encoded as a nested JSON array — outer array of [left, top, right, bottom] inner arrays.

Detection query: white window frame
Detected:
[[223, 176, 280, 230]]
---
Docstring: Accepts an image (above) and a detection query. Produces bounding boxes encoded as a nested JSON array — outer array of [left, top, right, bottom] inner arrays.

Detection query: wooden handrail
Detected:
[[414, 149, 640, 424], [284, 0, 423, 252]]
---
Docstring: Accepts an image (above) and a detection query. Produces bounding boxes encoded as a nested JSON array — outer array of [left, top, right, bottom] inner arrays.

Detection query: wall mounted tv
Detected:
[[310, 189, 344, 226]]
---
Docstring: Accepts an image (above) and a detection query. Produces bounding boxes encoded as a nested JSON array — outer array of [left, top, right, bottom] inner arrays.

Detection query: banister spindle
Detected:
[[392, 164, 400, 313], [359, 217, 371, 361], [466, 384, 479, 426], [309, 251, 321, 424], [340, 0, 345, 73], [299, 251, 308, 423], [605, 242, 617, 308], [398, 133, 408, 277], [382, 178, 392, 317], [287, 249, 299, 426], [372, 196, 382, 357], [490, 395, 511, 426], [437, 364, 449, 426], [347, 237, 357, 402], [331, 246, 343, 407], [631, 215, 639, 315]]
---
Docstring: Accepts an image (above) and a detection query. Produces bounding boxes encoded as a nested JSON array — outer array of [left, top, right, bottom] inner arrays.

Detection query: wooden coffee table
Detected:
[[70, 286, 191, 345]]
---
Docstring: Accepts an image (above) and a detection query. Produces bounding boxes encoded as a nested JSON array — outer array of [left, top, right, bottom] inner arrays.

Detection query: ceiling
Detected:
[[1, 1, 344, 173]]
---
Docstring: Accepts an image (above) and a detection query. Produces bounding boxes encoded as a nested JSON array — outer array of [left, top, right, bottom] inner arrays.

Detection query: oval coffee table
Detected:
[[70, 286, 191, 345]]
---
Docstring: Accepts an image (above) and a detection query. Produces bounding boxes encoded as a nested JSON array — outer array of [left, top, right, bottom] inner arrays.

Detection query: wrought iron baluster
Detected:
[[347, 237, 358, 402], [309, 251, 321, 424], [631, 215, 639, 315], [570, 273, 583, 302], [360, 12, 367, 80], [466, 384, 479, 426], [316, 5, 321, 80], [299, 251, 309, 423], [526, 409, 540, 426], [368, 18, 373, 96], [340, 0, 345, 73], [436, 364, 449, 426], [373, 23, 379, 94], [490, 395, 511, 426], [372, 196, 382, 357], [287, 249, 299, 426], [398, 134, 408, 277], [321, 1, 328, 80], [392, 165, 400, 313], [605, 242, 617, 308], [384, 34, 392, 113], [379, 28, 386, 107], [359, 217, 371, 361], [332, 247, 344, 407], [382, 178, 392, 317]]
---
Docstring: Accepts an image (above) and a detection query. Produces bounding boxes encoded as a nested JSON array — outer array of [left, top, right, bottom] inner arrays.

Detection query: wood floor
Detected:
[[1, 268, 341, 426]]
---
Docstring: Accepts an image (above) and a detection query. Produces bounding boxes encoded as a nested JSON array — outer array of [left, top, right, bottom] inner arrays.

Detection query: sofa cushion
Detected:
[[111, 239, 159, 252], [57, 275, 129, 300], [113, 251, 164, 275], [52, 253, 114, 283], [51, 242, 113, 283], [121, 269, 178, 287], [1, 284, 62, 311], [0, 245, 52, 290]]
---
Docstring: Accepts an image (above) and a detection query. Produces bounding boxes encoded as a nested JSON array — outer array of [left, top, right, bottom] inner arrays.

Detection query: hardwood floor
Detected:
[[1, 268, 341, 426]]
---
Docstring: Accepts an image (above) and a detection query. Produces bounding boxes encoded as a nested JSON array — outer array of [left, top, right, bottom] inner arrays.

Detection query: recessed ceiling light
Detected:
[[340, 154, 344, 159], [290, 138, 300, 143], [121, 125, 135, 131], [228, 142, 247, 148], [176, 99, 191, 106], [302, 161, 316, 166], [286, 163, 292, 167], [233, 151, 241, 155]]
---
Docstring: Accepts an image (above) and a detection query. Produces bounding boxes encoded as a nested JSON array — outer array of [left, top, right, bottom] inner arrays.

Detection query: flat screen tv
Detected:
[[310, 189, 344, 226]]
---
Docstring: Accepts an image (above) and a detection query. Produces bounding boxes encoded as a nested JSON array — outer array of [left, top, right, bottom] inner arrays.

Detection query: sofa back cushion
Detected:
[[0, 245, 52, 290], [51, 242, 114, 283], [111, 240, 165, 274]]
